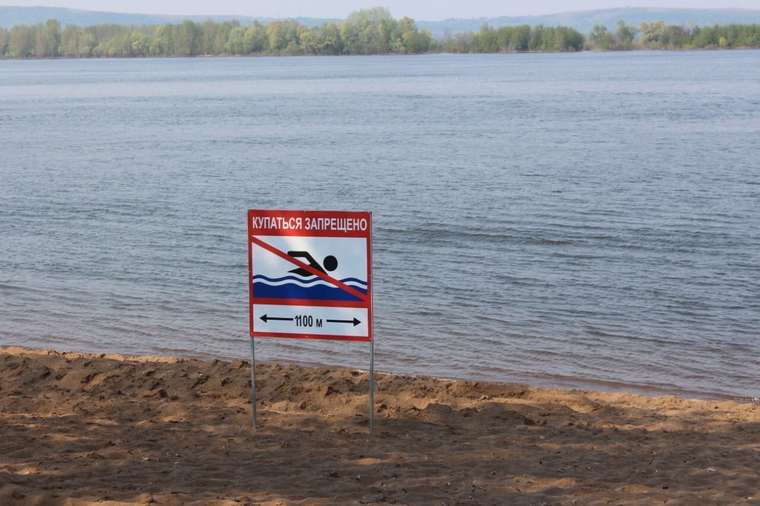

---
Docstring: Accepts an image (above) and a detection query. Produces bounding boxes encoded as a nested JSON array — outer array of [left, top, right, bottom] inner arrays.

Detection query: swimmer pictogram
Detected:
[[287, 251, 338, 277]]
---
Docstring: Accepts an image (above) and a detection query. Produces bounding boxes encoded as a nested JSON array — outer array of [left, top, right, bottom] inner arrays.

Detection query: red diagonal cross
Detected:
[[250, 235, 369, 303]]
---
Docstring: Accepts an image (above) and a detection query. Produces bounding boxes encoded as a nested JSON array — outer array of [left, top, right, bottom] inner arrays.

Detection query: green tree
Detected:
[[341, 7, 395, 54], [396, 16, 431, 53], [128, 31, 150, 56], [174, 20, 200, 56], [266, 20, 300, 53], [43, 19, 61, 56], [212, 22, 236, 54], [61, 26, 79, 56], [316, 23, 343, 54], [589, 24, 614, 50], [225, 27, 247, 54], [616, 21, 637, 49], [151, 24, 174, 55], [79, 28, 97, 56], [9, 25, 34, 57], [529, 26, 545, 51], [510, 25, 531, 51], [640, 21, 666, 48], [200, 20, 217, 54], [244, 22, 267, 53], [473, 25, 498, 52], [0, 28, 9, 56]]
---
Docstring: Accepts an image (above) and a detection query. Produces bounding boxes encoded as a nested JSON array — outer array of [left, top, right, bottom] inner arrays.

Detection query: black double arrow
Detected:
[[259, 314, 361, 326]]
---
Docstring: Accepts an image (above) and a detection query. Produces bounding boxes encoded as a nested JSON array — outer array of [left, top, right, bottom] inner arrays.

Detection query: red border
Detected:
[[247, 210, 372, 342], [252, 297, 366, 308], [249, 209, 369, 238], [251, 331, 370, 342]]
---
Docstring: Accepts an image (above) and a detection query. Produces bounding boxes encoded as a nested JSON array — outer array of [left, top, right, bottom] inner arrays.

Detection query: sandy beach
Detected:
[[0, 346, 758, 505]]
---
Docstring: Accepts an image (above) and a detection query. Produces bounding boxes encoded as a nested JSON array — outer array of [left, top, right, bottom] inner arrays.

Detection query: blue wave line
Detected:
[[337, 277, 368, 285], [253, 274, 367, 285], [252, 282, 366, 301]]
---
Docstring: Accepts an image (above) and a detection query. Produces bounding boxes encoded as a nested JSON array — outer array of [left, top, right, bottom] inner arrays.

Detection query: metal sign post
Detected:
[[369, 339, 374, 433], [246, 209, 374, 433], [250, 337, 257, 429], [368, 217, 375, 434]]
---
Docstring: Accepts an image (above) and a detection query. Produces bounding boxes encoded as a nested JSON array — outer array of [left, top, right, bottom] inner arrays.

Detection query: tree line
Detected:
[[1, 8, 760, 59], [0, 8, 434, 58], [587, 21, 760, 50], [441, 21, 760, 52], [438, 25, 585, 53]]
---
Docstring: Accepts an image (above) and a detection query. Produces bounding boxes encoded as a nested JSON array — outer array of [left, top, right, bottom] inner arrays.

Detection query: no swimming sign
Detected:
[[246, 209, 375, 431], [247, 210, 373, 342]]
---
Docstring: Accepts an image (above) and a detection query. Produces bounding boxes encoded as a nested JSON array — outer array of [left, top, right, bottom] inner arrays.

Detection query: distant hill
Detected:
[[0, 5, 335, 29], [3, 5, 760, 35], [417, 7, 760, 37]]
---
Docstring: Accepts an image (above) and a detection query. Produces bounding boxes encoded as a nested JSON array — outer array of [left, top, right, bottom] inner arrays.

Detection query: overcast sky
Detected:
[[5, 1, 760, 20]]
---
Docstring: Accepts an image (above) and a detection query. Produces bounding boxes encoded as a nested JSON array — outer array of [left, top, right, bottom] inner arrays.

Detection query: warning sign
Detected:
[[248, 210, 373, 342]]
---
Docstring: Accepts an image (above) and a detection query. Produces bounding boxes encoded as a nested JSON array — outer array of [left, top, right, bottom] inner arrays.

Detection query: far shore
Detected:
[[1, 345, 758, 505], [3, 47, 760, 62]]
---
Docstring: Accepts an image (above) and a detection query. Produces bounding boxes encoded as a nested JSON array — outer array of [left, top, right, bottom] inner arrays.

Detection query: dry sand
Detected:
[[0, 346, 758, 505]]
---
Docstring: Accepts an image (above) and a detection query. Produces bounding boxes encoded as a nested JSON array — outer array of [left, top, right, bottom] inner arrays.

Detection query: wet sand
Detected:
[[1, 346, 758, 505]]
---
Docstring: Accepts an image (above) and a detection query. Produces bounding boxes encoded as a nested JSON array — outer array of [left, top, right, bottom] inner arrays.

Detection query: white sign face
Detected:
[[247, 210, 372, 342]]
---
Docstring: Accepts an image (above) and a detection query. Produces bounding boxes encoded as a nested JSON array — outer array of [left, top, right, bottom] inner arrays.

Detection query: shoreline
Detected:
[[2, 48, 760, 61], [5, 340, 751, 404], [1, 345, 758, 504]]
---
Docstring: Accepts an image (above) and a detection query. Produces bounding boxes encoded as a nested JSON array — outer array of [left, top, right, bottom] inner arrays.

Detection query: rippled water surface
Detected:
[[1, 52, 759, 398]]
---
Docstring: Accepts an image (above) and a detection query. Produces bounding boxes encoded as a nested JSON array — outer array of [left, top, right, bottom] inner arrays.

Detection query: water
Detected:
[[1, 51, 759, 399]]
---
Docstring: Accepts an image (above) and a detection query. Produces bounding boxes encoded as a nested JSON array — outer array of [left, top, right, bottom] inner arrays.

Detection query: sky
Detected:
[[5, 0, 760, 20]]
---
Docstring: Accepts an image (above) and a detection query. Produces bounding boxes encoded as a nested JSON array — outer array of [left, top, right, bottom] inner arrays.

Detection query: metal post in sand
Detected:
[[250, 338, 257, 429], [369, 213, 375, 435], [369, 339, 374, 434]]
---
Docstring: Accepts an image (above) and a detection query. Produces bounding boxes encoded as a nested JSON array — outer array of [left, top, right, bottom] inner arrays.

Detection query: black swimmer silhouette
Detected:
[[287, 251, 338, 277]]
